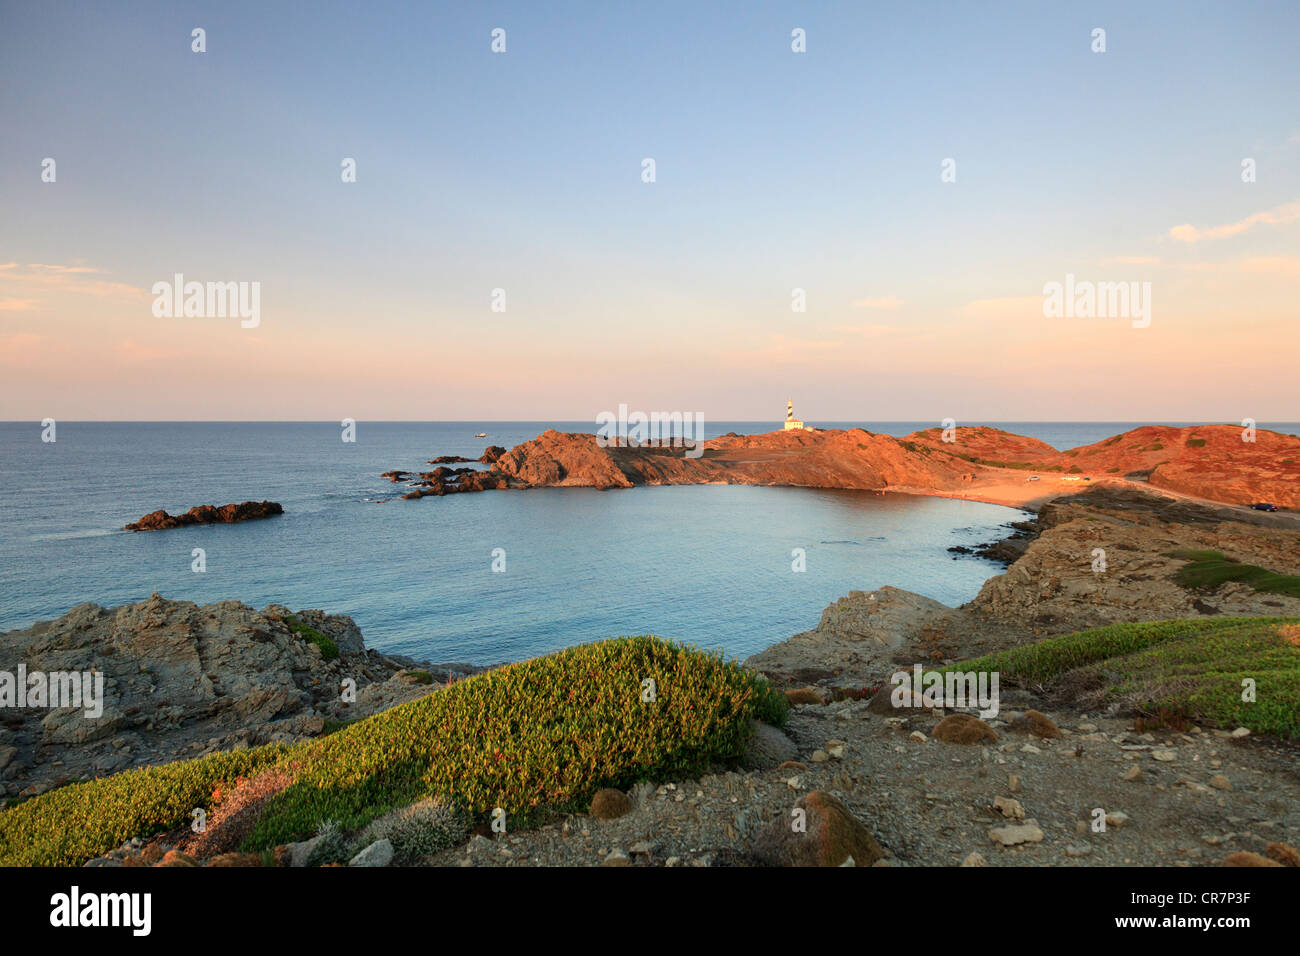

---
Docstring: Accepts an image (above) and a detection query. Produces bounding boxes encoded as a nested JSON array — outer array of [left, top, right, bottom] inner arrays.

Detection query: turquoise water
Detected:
[[3, 421, 1288, 662]]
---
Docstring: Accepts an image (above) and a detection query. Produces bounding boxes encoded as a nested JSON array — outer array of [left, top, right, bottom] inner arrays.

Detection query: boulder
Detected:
[[988, 819, 1044, 847], [740, 719, 798, 770], [751, 790, 886, 867], [349, 839, 394, 867]]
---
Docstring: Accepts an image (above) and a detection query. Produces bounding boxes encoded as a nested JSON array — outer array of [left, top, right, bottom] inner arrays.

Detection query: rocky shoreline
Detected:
[[0, 595, 486, 801], [4, 483, 1298, 866], [375, 423, 1300, 511]]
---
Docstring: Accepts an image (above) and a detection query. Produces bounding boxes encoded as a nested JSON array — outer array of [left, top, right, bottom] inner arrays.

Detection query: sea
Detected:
[[2, 421, 1292, 663]]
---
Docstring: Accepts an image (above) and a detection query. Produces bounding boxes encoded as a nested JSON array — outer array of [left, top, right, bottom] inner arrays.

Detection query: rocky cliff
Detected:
[[0, 595, 481, 800]]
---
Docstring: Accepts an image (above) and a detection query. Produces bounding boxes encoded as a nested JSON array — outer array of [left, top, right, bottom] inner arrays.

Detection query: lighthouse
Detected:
[[784, 399, 805, 431]]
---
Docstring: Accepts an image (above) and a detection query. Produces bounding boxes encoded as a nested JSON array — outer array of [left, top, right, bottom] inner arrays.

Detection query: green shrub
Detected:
[[0, 636, 786, 866], [0, 746, 288, 867], [1186, 438, 1206, 448], [1171, 554, 1300, 599], [244, 635, 788, 849], [285, 615, 339, 660], [943, 617, 1300, 737], [356, 796, 469, 861]]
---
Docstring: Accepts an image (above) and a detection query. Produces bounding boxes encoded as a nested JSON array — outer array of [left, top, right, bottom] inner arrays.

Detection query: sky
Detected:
[[1, 0, 1298, 422]]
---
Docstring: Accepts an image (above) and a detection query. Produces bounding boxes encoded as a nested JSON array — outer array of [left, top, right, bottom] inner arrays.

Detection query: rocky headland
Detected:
[[379, 424, 1300, 512]]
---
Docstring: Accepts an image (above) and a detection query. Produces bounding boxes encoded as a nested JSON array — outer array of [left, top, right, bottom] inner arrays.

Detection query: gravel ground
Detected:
[[425, 693, 1300, 867]]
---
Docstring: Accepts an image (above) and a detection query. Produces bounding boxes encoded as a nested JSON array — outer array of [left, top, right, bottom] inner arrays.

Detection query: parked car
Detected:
[[1026, 475, 1040, 481], [1250, 502, 1278, 512]]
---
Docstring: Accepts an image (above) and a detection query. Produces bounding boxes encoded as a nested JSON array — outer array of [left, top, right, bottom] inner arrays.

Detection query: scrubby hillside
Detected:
[[947, 616, 1300, 738], [0, 636, 787, 867]]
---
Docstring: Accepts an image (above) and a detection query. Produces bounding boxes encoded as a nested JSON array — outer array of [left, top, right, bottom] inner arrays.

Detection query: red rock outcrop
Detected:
[[1041, 425, 1300, 509], [381, 424, 1300, 511], [124, 500, 284, 532]]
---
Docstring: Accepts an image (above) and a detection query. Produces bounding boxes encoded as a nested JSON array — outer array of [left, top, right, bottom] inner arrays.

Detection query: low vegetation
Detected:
[[285, 615, 339, 660], [0, 636, 786, 866], [1169, 550, 1300, 599], [946, 617, 1300, 738], [0, 747, 288, 867]]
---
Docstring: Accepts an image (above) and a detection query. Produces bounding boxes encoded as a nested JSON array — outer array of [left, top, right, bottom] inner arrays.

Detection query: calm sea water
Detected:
[[2, 421, 1292, 662]]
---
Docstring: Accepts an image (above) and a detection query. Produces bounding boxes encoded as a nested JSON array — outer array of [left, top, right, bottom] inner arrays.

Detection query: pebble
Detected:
[[1151, 750, 1177, 762], [1209, 775, 1232, 791], [961, 852, 987, 867], [1123, 766, 1143, 782], [993, 796, 1026, 820]]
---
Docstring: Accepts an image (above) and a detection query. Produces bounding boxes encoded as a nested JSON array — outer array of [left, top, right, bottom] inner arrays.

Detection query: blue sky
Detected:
[[2, 1, 1298, 420]]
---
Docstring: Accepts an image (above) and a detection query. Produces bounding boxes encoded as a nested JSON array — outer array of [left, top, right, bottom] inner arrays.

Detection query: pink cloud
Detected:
[[1169, 200, 1300, 242]]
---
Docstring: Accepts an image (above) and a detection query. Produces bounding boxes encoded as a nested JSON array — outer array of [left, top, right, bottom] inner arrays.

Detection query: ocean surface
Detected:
[[2, 421, 1293, 663]]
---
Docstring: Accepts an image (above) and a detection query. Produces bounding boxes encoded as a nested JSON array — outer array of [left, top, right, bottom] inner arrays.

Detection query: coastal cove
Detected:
[[0, 476, 1018, 664], [7, 420, 1296, 665]]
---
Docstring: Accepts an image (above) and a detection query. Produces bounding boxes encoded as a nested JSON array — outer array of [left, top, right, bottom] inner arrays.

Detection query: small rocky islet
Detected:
[[124, 499, 284, 532]]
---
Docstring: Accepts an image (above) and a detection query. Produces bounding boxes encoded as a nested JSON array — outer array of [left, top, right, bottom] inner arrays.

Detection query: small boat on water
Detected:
[[475, 432, 487, 438]]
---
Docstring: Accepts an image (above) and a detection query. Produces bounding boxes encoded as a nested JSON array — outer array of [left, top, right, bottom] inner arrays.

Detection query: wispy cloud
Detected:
[[1168, 200, 1300, 243], [0, 298, 40, 312], [1102, 256, 1160, 265], [1236, 256, 1300, 276], [1173, 256, 1300, 276], [0, 262, 147, 301]]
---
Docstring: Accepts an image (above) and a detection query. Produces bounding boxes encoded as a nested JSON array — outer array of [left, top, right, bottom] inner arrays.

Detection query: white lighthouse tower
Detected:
[[784, 399, 805, 430]]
